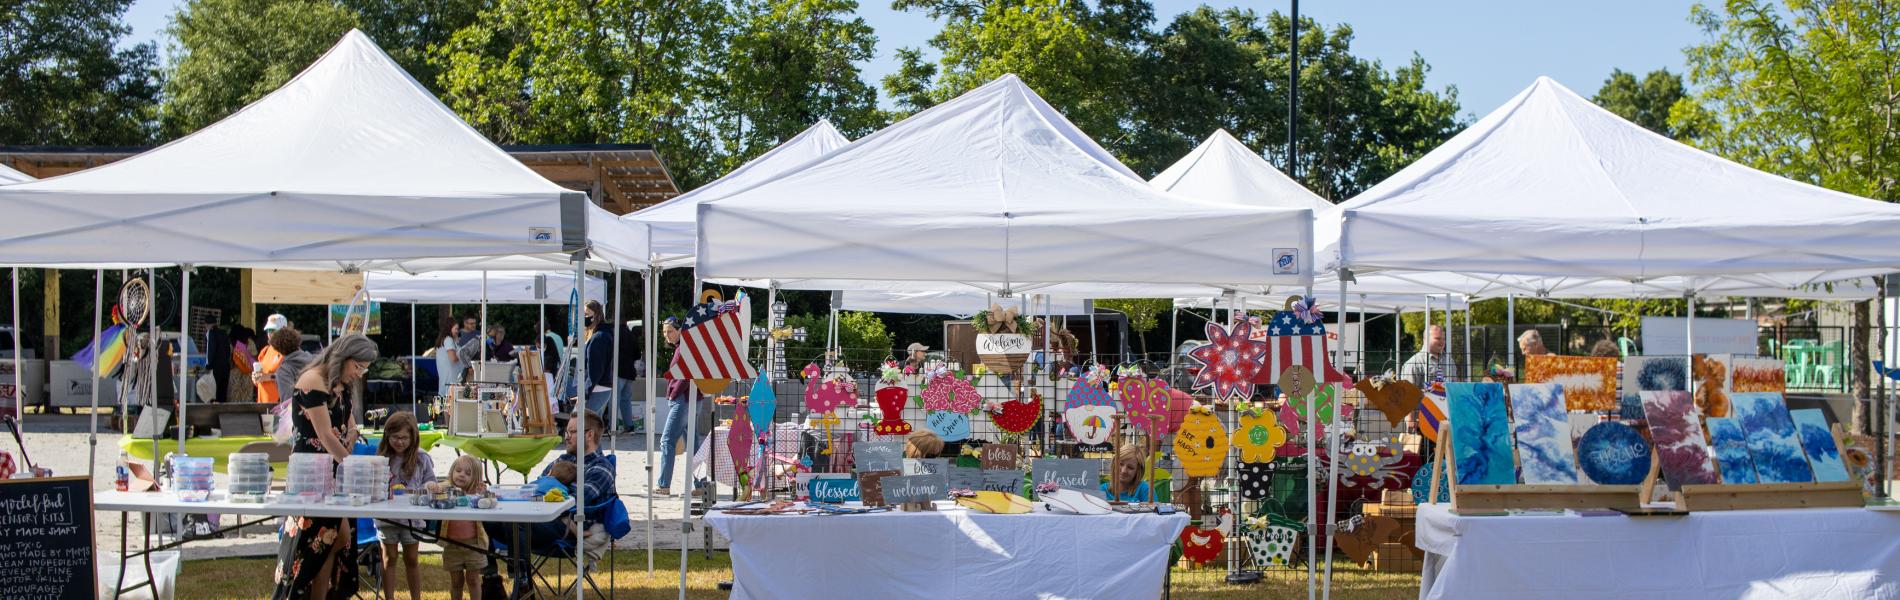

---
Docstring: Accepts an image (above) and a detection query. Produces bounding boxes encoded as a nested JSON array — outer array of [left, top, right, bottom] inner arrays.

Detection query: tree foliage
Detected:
[[161, 0, 359, 135], [0, 0, 161, 145], [1591, 68, 1694, 139], [708, 0, 884, 170]]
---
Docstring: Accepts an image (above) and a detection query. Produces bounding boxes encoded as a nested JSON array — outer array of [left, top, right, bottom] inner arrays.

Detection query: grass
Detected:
[[175, 551, 1421, 599]]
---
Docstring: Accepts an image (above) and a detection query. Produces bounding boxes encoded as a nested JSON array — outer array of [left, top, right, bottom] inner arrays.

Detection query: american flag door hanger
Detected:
[[1249, 296, 1350, 387], [667, 291, 759, 384]]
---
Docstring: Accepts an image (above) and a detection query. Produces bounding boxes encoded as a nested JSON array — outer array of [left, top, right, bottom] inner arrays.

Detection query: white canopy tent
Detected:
[[365, 271, 606, 305], [0, 30, 648, 272], [0, 164, 31, 184], [1327, 76, 1900, 283], [0, 32, 631, 597], [1150, 129, 1331, 211], [625, 121, 848, 266], [839, 290, 1089, 316], [695, 74, 1314, 290]]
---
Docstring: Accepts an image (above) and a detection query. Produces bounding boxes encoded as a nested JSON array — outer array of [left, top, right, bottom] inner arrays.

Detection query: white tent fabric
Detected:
[[1173, 294, 1464, 314], [1327, 76, 1900, 282], [840, 290, 1089, 316], [0, 164, 31, 184], [0, 30, 618, 268], [626, 121, 848, 265], [1150, 129, 1331, 211], [365, 271, 606, 304], [696, 74, 1314, 289]]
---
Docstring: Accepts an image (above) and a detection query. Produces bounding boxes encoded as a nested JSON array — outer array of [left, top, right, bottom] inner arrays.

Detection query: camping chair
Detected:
[[352, 518, 385, 600]]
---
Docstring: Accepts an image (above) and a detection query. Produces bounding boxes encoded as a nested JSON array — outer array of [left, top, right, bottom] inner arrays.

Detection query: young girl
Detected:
[[377, 413, 435, 600], [1101, 443, 1152, 502], [441, 455, 488, 600]]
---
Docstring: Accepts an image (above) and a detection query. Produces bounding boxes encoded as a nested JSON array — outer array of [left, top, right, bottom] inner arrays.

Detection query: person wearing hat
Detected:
[[904, 342, 930, 372], [252, 315, 293, 403]]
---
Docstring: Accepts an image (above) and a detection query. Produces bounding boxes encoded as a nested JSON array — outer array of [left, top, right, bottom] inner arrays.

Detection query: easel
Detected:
[[1666, 423, 1863, 511], [514, 349, 554, 436], [1426, 426, 1641, 511]]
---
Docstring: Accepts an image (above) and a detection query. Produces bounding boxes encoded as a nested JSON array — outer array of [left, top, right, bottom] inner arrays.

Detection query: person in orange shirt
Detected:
[[254, 314, 291, 403]]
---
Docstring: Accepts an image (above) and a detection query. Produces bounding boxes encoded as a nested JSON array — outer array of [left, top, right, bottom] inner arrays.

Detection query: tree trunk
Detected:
[[1852, 299, 1872, 434]]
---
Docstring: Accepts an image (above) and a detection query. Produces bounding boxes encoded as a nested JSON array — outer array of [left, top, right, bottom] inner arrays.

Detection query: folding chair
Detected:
[[352, 518, 384, 600]]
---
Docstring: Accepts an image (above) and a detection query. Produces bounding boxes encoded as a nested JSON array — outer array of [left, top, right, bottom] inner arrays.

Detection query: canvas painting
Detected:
[[1639, 391, 1718, 490], [1567, 413, 1606, 484], [1789, 409, 1849, 482], [1730, 357, 1786, 393], [1523, 355, 1620, 411], [1620, 356, 1688, 419], [1506, 384, 1578, 484], [1704, 417, 1758, 484], [1729, 392, 1814, 484], [1447, 383, 1515, 485], [1692, 354, 1732, 418], [1840, 433, 1880, 497], [1575, 421, 1651, 485]]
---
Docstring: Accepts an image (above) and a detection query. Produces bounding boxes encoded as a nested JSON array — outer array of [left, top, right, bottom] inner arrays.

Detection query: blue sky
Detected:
[[122, 0, 1704, 118]]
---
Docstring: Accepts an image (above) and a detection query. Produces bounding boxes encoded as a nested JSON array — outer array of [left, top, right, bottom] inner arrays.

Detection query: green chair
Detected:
[[1617, 337, 1636, 358], [1812, 341, 1843, 389]]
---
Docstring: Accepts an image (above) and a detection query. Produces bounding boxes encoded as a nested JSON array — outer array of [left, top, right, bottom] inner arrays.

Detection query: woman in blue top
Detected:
[[1102, 443, 1153, 502]]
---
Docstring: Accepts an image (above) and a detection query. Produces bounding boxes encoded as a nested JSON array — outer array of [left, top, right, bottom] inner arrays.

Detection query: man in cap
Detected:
[[904, 342, 930, 372]]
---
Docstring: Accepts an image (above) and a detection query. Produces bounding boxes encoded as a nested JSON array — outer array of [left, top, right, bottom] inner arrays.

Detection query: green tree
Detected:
[[1095, 298, 1170, 354], [433, 0, 729, 186], [884, 0, 1150, 141], [1674, 0, 1900, 417], [1592, 68, 1693, 138], [708, 0, 883, 169], [783, 311, 893, 370], [0, 0, 161, 145], [161, 0, 359, 135], [339, 0, 488, 95]]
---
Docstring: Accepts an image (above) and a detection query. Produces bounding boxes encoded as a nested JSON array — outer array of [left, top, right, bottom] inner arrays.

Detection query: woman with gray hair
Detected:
[[271, 333, 378, 599]]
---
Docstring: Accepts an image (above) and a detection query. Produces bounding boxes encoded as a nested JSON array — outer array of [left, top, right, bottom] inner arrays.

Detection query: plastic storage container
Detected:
[[338, 456, 389, 502], [285, 453, 335, 499], [172, 456, 214, 502], [226, 453, 272, 498]]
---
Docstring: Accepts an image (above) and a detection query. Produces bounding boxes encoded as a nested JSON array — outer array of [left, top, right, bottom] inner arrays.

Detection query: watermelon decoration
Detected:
[[989, 391, 1041, 435]]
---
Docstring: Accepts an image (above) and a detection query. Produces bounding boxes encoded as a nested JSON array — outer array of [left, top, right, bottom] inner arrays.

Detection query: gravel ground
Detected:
[[15, 413, 731, 560]]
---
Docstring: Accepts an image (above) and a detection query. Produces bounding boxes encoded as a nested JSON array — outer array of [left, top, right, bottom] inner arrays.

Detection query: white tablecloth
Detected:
[[1417, 503, 1900, 600], [706, 501, 1187, 600], [95, 490, 572, 523]]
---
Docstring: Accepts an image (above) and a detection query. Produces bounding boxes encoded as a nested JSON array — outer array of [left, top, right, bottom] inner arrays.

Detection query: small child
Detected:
[[441, 455, 489, 600], [532, 460, 578, 499], [904, 430, 944, 459], [1102, 443, 1152, 502], [377, 413, 435, 600]]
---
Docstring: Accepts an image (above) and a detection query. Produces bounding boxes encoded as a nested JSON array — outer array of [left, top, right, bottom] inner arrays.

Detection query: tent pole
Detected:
[[1322, 276, 1348, 598], [409, 303, 416, 416], [88, 270, 103, 481], [480, 272, 489, 364], [1441, 296, 1452, 381], [178, 266, 190, 457], [146, 268, 157, 470], [644, 267, 658, 572], [8, 268, 19, 430], [1686, 293, 1697, 400], [1301, 285, 1314, 599], [679, 276, 701, 600], [1463, 295, 1473, 381], [1507, 294, 1516, 377], [572, 261, 587, 600], [1357, 295, 1366, 375], [611, 269, 623, 436]]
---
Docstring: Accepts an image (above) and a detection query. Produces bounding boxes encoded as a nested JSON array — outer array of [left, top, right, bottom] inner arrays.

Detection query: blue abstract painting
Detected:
[[1730, 392, 1814, 484], [1619, 357, 1688, 419], [1705, 417, 1758, 484], [1448, 383, 1515, 485], [1507, 384, 1578, 484], [1789, 409, 1849, 482], [1576, 421, 1651, 485]]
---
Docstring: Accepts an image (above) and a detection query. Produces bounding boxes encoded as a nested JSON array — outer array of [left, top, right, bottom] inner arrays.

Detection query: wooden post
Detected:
[[41, 269, 58, 362], [239, 269, 255, 329]]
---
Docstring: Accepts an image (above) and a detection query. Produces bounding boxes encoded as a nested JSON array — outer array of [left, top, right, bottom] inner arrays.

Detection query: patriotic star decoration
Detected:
[[1188, 320, 1269, 401], [1268, 312, 1325, 336]]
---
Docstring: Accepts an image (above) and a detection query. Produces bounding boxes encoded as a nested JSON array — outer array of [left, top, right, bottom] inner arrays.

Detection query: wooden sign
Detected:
[[0, 477, 95, 600], [980, 444, 1022, 470], [808, 478, 860, 503], [883, 473, 950, 505], [854, 441, 904, 473], [1032, 458, 1102, 491], [904, 458, 949, 477], [981, 469, 1025, 493], [975, 333, 1032, 356], [250, 269, 365, 305], [948, 467, 985, 491], [859, 470, 899, 506]]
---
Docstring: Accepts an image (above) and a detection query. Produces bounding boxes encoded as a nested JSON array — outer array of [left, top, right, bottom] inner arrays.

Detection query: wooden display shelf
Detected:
[[1428, 427, 1642, 511], [1675, 481, 1864, 511]]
